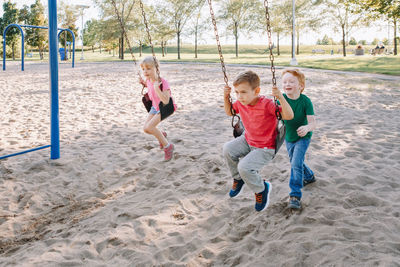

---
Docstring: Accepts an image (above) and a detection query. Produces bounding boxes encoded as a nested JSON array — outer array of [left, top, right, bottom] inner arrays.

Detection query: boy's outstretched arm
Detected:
[[224, 85, 234, 116], [271, 86, 294, 120]]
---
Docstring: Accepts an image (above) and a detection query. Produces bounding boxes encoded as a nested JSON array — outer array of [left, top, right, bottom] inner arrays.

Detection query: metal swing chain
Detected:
[[207, 0, 238, 127], [263, 0, 282, 120], [138, 0, 161, 84], [110, 0, 146, 95]]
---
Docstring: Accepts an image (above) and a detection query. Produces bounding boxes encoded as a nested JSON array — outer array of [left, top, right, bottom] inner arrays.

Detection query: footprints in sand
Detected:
[[1, 63, 400, 265]]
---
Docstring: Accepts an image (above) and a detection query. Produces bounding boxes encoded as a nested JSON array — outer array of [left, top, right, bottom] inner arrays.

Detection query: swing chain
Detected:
[[110, 0, 146, 95], [110, 0, 137, 65], [264, 0, 281, 120], [264, 0, 276, 87], [207, 0, 237, 125], [138, 0, 161, 82]]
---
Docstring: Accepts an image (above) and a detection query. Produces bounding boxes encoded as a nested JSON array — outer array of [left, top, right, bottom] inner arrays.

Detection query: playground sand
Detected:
[[1, 61, 400, 266]]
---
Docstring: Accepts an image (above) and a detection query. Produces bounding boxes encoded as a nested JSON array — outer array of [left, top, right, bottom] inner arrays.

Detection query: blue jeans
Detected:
[[286, 138, 314, 199]]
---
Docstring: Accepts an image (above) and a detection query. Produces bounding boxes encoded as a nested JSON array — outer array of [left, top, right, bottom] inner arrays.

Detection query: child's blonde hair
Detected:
[[140, 56, 159, 68], [282, 69, 306, 92], [233, 71, 260, 89]]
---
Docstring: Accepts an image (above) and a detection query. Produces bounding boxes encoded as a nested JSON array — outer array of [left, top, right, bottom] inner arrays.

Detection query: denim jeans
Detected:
[[223, 135, 275, 193], [286, 138, 314, 199], [149, 106, 160, 115]]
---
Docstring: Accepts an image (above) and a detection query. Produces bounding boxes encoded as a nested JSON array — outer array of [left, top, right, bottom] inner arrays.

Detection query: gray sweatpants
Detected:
[[222, 135, 275, 193]]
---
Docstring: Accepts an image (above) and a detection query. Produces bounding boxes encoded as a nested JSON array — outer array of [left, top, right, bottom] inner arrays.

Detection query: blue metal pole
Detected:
[[0, 145, 51, 160], [57, 29, 75, 68], [48, 0, 60, 159], [67, 29, 76, 68], [2, 24, 25, 71], [2, 31, 5, 71]]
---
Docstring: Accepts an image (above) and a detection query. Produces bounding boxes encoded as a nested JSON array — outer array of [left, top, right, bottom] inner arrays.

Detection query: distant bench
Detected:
[[370, 48, 394, 55], [337, 48, 355, 54], [312, 49, 325, 55]]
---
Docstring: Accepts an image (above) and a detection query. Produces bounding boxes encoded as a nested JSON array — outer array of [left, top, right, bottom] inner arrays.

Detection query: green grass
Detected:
[[6, 44, 400, 75]]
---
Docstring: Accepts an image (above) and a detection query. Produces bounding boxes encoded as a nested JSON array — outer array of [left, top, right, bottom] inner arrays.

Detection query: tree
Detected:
[[218, 0, 262, 58], [276, 0, 323, 56], [323, 0, 365, 56], [187, 3, 209, 58], [1, 2, 19, 60], [83, 19, 99, 52], [58, 1, 79, 59], [371, 37, 380, 45], [149, 9, 174, 57], [294, 0, 324, 55], [18, 5, 30, 54], [94, 0, 137, 59], [261, 1, 287, 56], [157, 0, 204, 59], [22, 0, 47, 59], [321, 34, 330, 45], [348, 0, 399, 55], [349, 36, 357, 45]]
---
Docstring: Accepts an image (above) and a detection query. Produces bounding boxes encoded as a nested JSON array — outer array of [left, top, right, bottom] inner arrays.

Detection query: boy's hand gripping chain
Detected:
[[264, 0, 286, 155], [207, 0, 244, 138]]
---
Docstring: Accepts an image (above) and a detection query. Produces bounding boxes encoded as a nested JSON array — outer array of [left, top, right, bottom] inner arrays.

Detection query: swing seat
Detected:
[[233, 120, 244, 138], [274, 120, 286, 156], [159, 97, 175, 121], [142, 93, 152, 112]]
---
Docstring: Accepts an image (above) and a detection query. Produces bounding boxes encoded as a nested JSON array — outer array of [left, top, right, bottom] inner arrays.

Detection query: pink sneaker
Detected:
[[159, 131, 167, 149], [164, 143, 174, 161]]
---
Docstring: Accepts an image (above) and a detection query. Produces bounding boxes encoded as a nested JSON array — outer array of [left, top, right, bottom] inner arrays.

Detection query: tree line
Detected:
[[1, 0, 398, 59]]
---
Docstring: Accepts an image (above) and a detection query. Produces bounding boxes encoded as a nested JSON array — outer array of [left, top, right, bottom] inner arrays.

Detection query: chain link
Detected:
[[138, 0, 161, 82], [207, 0, 238, 126], [264, 0, 276, 86], [264, 0, 281, 120]]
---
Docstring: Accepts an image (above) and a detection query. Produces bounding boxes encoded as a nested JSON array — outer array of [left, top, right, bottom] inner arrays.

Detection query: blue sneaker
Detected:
[[288, 196, 301, 210], [303, 175, 316, 187], [229, 179, 244, 197], [254, 181, 271, 212]]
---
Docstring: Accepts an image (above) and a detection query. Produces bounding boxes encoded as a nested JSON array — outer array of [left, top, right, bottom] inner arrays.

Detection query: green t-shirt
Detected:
[[282, 94, 314, 142]]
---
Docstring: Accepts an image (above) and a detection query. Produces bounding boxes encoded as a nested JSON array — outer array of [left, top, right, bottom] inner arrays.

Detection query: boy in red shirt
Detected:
[[223, 71, 293, 211]]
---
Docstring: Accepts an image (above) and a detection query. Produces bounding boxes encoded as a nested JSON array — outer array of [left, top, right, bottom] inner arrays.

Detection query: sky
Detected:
[[1, 0, 395, 46]]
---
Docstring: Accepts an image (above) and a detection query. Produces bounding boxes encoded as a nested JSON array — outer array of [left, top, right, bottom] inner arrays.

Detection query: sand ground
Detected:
[[1, 61, 400, 266]]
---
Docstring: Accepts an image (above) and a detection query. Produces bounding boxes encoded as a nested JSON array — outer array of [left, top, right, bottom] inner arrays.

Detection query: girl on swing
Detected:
[[139, 56, 176, 161], [222, 71, 294, 212]]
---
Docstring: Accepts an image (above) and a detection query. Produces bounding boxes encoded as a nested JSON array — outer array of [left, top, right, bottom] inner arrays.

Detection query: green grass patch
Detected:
[[5, 44, 400, 76]]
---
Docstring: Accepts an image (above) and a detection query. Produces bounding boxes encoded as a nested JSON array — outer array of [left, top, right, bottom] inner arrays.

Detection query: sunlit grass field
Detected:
[[5, 44, 400, 75]]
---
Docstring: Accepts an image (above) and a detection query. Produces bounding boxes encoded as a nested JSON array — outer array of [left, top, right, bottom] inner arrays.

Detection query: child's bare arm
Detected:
[[154, 81, 170, 105], [139, 77, 146, 87], [224, 85, 234, 116], [271, 86, 294, 120], [297, 115, 316, 137]]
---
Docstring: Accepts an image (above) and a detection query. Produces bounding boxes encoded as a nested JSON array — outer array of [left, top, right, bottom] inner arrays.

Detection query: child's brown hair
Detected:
[[233, 71, 260, 89], [282, 69, 306, 92]]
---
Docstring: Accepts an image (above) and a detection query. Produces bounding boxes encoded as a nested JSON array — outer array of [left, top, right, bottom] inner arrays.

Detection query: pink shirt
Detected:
[[232, 96, 280, 149], [146, 78, 177, 111]]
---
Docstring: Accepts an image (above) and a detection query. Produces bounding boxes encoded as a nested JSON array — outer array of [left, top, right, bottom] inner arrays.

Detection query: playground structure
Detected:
[[0, 0, 60, 160], [2, 23, 75, 71]]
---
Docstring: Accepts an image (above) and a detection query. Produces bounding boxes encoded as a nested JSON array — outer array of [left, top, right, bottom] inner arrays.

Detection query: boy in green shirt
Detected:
[[281, 69, 317, 209]]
